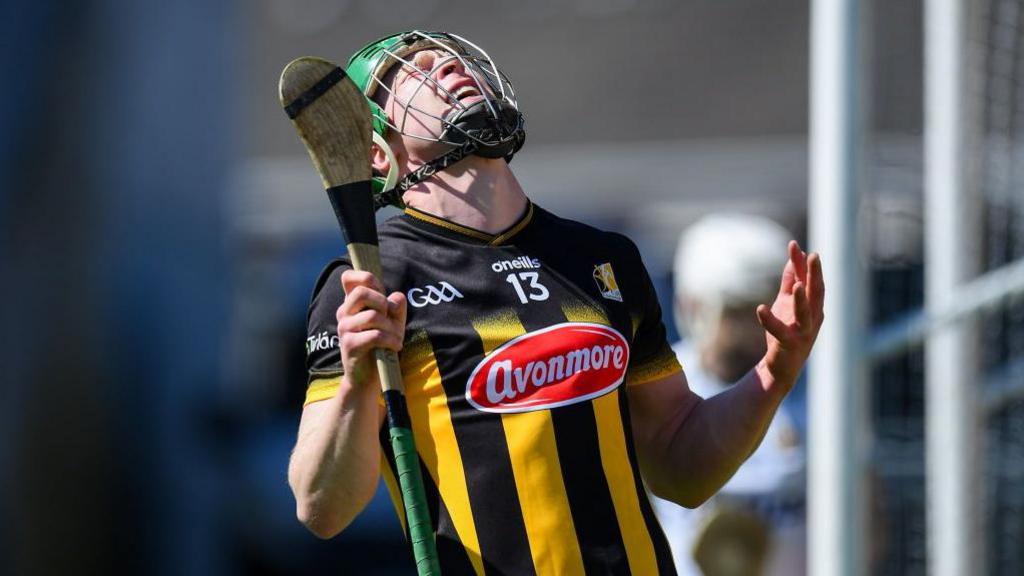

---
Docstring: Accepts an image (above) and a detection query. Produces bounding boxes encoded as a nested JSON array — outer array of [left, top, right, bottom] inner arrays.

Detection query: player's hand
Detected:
[[336, 269, 408, 390], [755, 240, 825, 391]]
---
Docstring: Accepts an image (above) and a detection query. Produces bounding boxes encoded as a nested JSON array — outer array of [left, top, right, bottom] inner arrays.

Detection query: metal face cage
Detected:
[[367, 30, 522, 150]]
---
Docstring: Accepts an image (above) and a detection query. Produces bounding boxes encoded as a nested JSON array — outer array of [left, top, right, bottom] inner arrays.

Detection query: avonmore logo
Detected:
[[466, 323, 630, 413]]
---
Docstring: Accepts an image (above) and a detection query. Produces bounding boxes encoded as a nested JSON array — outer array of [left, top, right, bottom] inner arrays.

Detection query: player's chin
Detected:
[[403, 136, 451, 161]]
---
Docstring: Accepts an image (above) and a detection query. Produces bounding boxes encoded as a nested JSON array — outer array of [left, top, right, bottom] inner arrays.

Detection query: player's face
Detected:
[[380, 48, 491, 152], [701, 304, 768, 383]]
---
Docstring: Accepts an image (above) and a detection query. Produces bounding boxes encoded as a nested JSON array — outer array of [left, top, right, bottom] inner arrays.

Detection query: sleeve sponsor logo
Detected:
[[593, 262, 623, 302], [407, 281, 464, 308], [466, 322, 630, 413], [306, 331, 339, 356]]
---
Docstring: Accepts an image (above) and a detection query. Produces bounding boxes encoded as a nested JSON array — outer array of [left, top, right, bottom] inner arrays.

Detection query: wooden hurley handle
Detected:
[[347, 242, 406, 395], [281, 56, 441, 576]]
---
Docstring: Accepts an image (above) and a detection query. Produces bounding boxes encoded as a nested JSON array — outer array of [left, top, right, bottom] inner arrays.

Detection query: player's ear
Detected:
[[371, 141, 391, 175]]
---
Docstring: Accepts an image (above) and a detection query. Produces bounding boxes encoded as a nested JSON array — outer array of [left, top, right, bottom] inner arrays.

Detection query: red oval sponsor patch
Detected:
[[466, 322, 630, 413]]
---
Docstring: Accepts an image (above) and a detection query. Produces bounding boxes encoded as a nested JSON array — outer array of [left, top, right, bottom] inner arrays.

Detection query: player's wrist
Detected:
[[755, 356, 795, 398], [337, 371, 380, 405]]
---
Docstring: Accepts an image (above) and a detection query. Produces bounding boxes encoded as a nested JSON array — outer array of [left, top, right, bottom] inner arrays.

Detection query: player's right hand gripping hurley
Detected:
[[279, 56, 441, 576]]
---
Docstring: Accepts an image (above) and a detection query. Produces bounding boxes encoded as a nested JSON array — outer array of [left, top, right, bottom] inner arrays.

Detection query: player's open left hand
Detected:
[[337, 269, 408, 390], [755, 240, 825, 390]]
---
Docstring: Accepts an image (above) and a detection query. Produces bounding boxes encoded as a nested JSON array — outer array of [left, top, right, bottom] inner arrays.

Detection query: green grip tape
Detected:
[[391, 425, 442, 576]]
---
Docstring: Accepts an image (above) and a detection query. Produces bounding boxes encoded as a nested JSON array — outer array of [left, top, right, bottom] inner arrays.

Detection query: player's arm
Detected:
[[630, 242, 824, 508], [289, 383, 385, 538], [630, 365, 787, 507], [288, 270, 406, 538]]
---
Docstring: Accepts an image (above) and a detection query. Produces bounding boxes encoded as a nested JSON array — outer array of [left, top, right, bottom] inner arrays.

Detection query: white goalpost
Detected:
[[808, 0, 870, 574], [811, 0, 1024, 574], [924, 0, 985, 574]]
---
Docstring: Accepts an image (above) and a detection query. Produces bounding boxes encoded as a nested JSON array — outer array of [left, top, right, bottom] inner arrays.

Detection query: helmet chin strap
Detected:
[[373, 140, 478, 210], [373, 99, 525, 210]]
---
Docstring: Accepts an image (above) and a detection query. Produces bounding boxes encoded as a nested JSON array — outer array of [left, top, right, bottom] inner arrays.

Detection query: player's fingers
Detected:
[[338, 308, 391, 335], [806, 253, 825, 319], [388, 291, 408, 328], [756, 304, 790, 341], [339, 285, 389, 318], [351, 332, 403, 358], [779, 261, 797, 295], [778, 242, 803, 295], [341, 269, 386, 296], [341, 329, 404, 357], [792, 282, 811, 330], [790, 241, 808, 285]]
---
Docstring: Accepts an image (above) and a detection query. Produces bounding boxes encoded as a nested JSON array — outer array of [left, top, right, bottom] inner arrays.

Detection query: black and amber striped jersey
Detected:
[[304, 201, 683, 575]]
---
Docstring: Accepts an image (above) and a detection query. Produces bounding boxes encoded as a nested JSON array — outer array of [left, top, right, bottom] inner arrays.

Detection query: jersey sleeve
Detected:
[[303, 259, 351, 405], [623, 241, 683, 387]]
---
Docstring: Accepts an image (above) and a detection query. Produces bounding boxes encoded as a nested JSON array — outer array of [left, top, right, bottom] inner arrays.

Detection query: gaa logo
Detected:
[[466, 323, 630, 413], [407, 281, 464, 308]]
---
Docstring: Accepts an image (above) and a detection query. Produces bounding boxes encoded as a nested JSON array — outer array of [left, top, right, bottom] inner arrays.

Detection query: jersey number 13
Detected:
[[506, 272, 549, 304]]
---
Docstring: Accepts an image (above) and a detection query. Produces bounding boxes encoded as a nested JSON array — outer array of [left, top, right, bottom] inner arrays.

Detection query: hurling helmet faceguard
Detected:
[[345, 30, 526, 208]]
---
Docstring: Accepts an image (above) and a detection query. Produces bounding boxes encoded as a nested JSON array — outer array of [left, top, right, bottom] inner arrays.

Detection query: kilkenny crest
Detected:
[[593, 262, 623, 302]]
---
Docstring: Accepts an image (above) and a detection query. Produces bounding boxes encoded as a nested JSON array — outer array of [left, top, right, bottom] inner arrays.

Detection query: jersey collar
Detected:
[[403, 201, 535, 246]]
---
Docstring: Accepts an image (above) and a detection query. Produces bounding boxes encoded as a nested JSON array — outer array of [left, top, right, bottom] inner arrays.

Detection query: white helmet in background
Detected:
[[674, 213, 792, 344]]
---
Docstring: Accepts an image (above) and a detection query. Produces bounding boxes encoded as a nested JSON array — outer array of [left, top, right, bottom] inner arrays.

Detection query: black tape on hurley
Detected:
[[383, 390, 412, 429], [326, 180, 378, 246], [284, 66, 347, 119]]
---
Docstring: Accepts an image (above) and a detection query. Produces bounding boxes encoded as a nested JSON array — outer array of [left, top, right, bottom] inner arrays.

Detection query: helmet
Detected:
[[345, 30, 527, 208], [674, 213, 791, 342]]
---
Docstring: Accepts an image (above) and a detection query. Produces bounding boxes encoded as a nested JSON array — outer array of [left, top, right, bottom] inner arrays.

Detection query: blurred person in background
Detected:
[[650, 213, 807, 576]]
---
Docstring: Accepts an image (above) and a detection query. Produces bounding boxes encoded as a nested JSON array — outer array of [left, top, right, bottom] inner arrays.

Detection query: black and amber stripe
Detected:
[[510, 305, 630, 573], [560, 301, 673, 574], [398, 323, 554, 574], [616, 384, 678, 574], [306, 303, 680, 576], [455, 301, 678, 574], [393, 330, 484, 575], [472, 310, 581, 573], [380, 422, 478, 574], [429, 315, 537, 575]]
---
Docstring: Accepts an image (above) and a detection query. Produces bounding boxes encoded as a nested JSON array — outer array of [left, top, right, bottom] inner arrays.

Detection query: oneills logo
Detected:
[[491, 256, 541, 273], [593, 263, 623, 302], [466, 323, 630, 413]]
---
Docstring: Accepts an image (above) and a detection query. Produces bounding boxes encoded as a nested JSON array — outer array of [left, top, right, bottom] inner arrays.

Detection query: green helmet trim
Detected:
[[345, 31, 458, 197], [346, 31, 460, 137]]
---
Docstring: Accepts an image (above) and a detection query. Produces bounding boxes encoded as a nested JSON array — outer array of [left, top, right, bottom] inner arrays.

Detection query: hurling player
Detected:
[[288, 31, 824, 575]]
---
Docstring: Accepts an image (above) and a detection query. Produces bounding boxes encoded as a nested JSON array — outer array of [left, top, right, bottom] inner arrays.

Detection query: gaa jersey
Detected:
[[304, 201, 683, 575]]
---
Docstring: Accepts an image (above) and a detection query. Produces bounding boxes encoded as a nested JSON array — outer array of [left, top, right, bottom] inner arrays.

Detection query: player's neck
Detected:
[[402, 156, 528, 235]]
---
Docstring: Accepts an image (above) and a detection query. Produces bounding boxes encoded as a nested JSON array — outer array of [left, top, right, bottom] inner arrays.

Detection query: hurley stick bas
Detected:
[[279, 56, 441, 576]]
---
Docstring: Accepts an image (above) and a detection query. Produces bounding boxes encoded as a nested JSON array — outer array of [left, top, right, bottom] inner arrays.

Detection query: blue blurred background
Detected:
[[0, 3, 808, 574], [3, 1, 1022, 575]]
